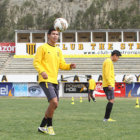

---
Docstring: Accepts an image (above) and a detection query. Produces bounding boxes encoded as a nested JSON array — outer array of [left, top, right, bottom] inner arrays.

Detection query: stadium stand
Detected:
[[0, 53, 12, 73], [1, 57, 36, 74], [60, 57, 140, 74], [7, 29, 139, 75], [1, 56, 140, 75]]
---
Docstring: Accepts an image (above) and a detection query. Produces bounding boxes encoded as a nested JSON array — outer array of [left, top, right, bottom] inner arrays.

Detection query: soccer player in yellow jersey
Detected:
[[88, 75, 96, 102], [33, 28, 76, 135], [102, 50, 121, 122]]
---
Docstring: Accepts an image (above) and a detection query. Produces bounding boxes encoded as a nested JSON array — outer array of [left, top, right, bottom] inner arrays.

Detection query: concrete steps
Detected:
[[1, 57, 140, 75]]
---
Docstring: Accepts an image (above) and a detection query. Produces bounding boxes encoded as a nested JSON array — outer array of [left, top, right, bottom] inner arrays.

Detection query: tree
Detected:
[[36, 11, 44, 29], [0, 0, 9, 41], [43, 13, 62, 30], [17, 14, 34, 30], [0, 0, 9, 27]]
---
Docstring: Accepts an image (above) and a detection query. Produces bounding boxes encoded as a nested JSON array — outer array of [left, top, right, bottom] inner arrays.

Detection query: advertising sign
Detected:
[[64, 82, 125, 97], [126, 83, 140, 97], [0, 83, 14, 96], [0, 42, 15, 53], [13, 83, 28, 96], [95, 82, 126, 97], [28, 83, 45, 97], [64, 82, 89, 93]]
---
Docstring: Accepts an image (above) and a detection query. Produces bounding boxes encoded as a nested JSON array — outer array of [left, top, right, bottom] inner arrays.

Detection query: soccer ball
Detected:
[[125, 75, 134, 84], [83, 86, 87, 91], [54, 18, 68, 32]]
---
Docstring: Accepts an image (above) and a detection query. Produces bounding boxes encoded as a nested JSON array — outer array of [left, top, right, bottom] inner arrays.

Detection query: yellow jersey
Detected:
[[88, 79, 96, 90], [102, 58, 115, 87], [33, 43, 71, 84]]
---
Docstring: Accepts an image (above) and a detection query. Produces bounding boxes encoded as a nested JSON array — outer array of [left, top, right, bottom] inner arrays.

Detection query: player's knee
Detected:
[[52, 101, 58, 109]]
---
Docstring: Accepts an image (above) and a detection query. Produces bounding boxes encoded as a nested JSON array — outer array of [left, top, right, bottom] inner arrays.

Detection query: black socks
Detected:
[[104, 102, 113, 119], [40, 117, 48, 127], [47, 118, 52, 127], [40, 117, 52, 127]]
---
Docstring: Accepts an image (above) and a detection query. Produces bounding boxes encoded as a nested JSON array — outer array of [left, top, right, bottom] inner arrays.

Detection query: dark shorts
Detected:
[[103, 87, 114, 100], [88, 90, 94, 94], [39, 82, 59, 102]]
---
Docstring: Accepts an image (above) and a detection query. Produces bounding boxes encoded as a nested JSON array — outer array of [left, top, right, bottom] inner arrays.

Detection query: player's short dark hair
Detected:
[[47, 27, 56, 35], [89, 75, 92, 78], [111, 50, 122, 56]]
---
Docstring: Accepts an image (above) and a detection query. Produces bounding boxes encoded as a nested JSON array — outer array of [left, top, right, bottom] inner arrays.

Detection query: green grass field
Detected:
[[0, 97, 140, 140]]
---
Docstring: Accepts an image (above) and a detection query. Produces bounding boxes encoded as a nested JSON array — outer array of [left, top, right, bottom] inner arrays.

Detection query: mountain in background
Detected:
[[0, 0, 140, 41]]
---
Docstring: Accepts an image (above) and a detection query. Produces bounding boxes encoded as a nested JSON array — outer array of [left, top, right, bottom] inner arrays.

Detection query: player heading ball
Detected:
[[33, 28, 76, 135]]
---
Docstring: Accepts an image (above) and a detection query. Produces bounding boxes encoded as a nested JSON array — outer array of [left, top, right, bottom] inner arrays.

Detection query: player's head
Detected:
[[98, 75, 102, 82], [89, 75, 92, 79], [111, 50, 121, 62], [47, 27, 59, 44]]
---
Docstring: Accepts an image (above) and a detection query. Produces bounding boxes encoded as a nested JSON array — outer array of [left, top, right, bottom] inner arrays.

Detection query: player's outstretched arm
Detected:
[[59, 49, 76, 70]]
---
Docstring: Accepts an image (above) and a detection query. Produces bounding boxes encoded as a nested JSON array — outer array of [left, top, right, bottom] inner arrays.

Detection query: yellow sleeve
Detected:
[[59, 49, 71, 70], [33, 46, 46, 74], [104, 61, 112, 86]]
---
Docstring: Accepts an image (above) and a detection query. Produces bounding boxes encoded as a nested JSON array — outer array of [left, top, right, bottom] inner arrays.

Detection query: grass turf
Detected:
[[0, 97, 140, 140]]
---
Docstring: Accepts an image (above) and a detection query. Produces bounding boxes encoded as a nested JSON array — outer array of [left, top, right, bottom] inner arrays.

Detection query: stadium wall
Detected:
[[0, 74, 139, 83], [16, 42, 140, 55]]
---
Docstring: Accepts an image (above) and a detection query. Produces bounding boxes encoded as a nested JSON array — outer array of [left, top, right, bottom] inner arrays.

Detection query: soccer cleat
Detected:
[[93, 99, 96, 102], [47, 126, 56, 135], [103, 118, 116, 122], [107, 118, 116, 122], [38, 126, 48, 134]]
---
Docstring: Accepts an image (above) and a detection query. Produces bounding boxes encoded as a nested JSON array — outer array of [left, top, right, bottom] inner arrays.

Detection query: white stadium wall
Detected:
[[0, 75, 37, 82], [0, 74, 138, 83], [15, 42, 140, 55]]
